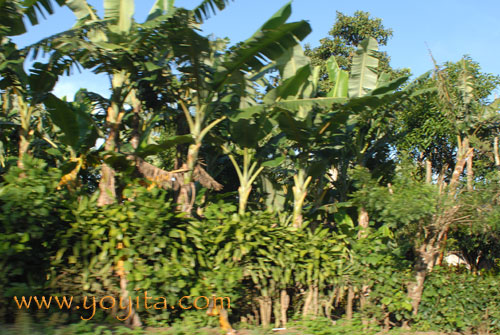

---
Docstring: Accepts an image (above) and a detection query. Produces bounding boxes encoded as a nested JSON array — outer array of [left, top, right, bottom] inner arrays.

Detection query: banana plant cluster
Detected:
[[2, 0, 500, 332]]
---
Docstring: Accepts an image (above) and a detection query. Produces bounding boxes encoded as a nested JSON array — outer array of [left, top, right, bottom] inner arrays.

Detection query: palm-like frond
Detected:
[[24, 0, 66, 26], [65, 0, 99, 23], [214, 2, 311, 91], [0, 0, 66, 36], [146, 0, 175, 22], [192, 0, 232, 23]]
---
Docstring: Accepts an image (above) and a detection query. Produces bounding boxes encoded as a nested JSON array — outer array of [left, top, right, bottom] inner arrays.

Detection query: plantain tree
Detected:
[[0, 0, 70, 169], [27, 0, 235, 206], [170, 2, 311, 213], [258, 38, 412, 228]]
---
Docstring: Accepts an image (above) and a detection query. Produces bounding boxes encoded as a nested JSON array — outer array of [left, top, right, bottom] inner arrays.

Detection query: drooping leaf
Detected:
[[261, 156, 285, 168], [43, 93, 98, 150], [137, 135, 194, 157], [229, 117, 272, 148], [275, 43, 310, 80], [24, 0, 66, 26], [276, 110, 310, 144], [213, 2, 311, 91], [192, 0, 232, 23], [276, 97, 346, 111], [1, 0, 65, 36], [370, 75, 408, 96], [264, 64, 311, 104], [146, 0, 175, 21], [28, 62, 59, 95], [229, 105, 266, 121], [65, 0, 99, 22]]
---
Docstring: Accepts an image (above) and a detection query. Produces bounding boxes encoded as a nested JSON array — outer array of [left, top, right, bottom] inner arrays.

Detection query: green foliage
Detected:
[[415, 267, 500, 334], [288, 316, 381, 335], [52, 186, 191, 323], [166, 311, 217, 335], [351, 165, 440, 231], [348, 37, 379, 98], [349, 226, 413, 324], [43, 93, 98, 151], [1, 0, 500, 333], [0, 0, 65, 37], [0, 157, 66, 306], [396, 57, 500, 178]]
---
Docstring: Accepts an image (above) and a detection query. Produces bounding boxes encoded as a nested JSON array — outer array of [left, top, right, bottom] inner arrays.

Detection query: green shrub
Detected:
[[415, 266, 500, 333], [0, 157, 68, 321]]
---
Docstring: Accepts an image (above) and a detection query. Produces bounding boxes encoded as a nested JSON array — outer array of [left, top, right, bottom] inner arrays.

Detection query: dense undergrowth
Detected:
[[1, 161, 499, 334]]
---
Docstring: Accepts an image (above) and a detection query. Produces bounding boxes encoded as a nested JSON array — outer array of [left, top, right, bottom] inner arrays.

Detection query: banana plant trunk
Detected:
[[16, 95, 32, 170], [177, 141, 201, 213], [96, 73, 141, 327], [280, 289, 289, 327], [346, 286, 354, 320], [258, 296, 272, 327], [239, 184, 252, 215], [97, 72, 128, 206], [97, 105, 120, 206], [292, 169, 312, 227]]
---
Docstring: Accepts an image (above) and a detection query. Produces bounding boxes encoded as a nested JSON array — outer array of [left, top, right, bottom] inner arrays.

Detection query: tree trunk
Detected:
[[97, 70, 128, 206], [494, 136, 499, 171], [408, 267, 426, 316], [177, 142, 201, 214], [346, 286, 354, 320], [238, 184, 251, 215], [292, 170, 312, 228], [17, 128, 29, 170], [98, 112, 119, 206], [358, 207, 369, 238], [302, 284, 319, 317], [436, 230, 448, 266], [258, 296, 272, 327], [273, 297, 281, 328], [313, 285, 319, 316], [325, 287, 337, 318], [405, 138, 469, 320], [382, 305, 390, 331], [425, 159, 432, 184], [98, 163, 117, 206], [130, 89, 141, 150], [466, 141, 473, 191], [408, 247, 435, 316], [360, 285, 370, 326], [252, 303, 260, 326], [17, 96, 31, 170], [116, 243, 141, 328], [280, 289, 289, 327], [302, 285, 314, 316], [119, 275, 142, 327]]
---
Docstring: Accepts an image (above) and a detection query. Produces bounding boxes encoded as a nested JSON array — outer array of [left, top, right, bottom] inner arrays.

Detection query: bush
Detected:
[[0, 157, 68, 322], [415, 266, 500, 334]]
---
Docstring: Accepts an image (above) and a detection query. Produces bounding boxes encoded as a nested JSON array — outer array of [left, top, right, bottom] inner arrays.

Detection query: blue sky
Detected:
[[12, 0, 500, 99]]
